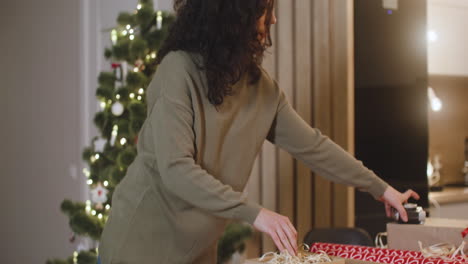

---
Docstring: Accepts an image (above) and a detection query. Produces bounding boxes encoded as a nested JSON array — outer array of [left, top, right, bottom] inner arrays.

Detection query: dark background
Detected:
[[354, 0, 429, 238]]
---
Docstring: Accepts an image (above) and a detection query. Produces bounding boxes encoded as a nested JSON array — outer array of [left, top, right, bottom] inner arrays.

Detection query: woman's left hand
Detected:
[[379, 186, 420, 222]]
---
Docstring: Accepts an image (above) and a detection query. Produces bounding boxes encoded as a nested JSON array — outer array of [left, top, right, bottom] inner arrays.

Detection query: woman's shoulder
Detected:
[[257, 66, 281, 97], [158, 50, 201, 74]]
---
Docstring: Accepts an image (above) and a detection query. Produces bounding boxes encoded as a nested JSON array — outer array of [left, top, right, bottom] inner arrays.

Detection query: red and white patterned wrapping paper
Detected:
[[309, 242, 468, 264]]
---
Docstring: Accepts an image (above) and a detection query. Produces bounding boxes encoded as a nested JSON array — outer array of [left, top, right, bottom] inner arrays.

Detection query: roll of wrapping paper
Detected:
[[309, 243, 468, 264]]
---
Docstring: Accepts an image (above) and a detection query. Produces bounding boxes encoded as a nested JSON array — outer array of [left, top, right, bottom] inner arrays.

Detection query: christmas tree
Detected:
[[48, 1, 252, 263], [47, 1, 174, 263]]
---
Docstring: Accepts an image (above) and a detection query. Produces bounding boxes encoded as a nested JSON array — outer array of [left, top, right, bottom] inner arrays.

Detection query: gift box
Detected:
[[387, 218, 468, 253], [309, 242, 468, 264]]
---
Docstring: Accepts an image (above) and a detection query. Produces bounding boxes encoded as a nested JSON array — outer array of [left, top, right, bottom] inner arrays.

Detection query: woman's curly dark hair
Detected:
[[155, 0, 275, 106]]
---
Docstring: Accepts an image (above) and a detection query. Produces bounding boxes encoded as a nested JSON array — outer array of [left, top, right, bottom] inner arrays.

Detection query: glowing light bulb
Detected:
[[122, 30, 128, 36], [431, 98, 442, 112], [83, 168, 90, 177], [428, 30, 438, 43], [120, 138, 127, 145], [116, 94, 121, 100], [126, 25, 131, 30], [138, 88, 144, 94], [130, 93, 135, 99], [98, 213, 103, 219], [129, 35, 135, 40], [133, 67, 139, 72], [103, 181, 109, 187], [91, 210, 96, 216], [105, 204, 111, 210], [137, 4, 142, 10], [100, 101, 106, 109], [111, 29, 118, 45], [129, 29, 134, 34], [428, 87, 443, 112], [137, 95, 142, 101], [94, 154, 100, 160], [87, 179, 93, 185]]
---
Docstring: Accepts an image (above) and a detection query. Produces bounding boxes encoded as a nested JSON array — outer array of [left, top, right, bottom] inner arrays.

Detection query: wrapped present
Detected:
[[387, 218, 468, 253], [309, 242, 468, 264]]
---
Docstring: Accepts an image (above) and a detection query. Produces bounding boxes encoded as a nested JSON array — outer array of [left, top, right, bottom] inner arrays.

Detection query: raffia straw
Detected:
[[258, 244, 333, 264]]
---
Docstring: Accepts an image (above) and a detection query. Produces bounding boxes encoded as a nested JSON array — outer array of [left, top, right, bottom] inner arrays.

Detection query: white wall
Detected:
[[0, 1, 85, 263], [428, 0, 468, 76]]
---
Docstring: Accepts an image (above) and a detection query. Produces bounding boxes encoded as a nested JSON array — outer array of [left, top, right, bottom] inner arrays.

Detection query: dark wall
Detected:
[[354, 0, 429, 239]]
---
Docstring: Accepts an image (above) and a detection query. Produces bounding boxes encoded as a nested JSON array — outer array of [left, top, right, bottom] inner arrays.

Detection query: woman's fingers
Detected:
[[283, 217, 298, 253], [402, 189, 420, 202], [385, 202, 392, 218], [382, 187, 421, 222], [393, 199, 408, 222], [252, 208, 297, 256], [279, 218, 297, 255], [275, 226, 296, 256], [270, 231, 285, 253]]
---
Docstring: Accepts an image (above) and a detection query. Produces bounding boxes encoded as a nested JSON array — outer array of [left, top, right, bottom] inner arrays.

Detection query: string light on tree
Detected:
[[98, 213, 103, 220], [87, 179, 93, 185], [122, 30, 128, 36], [105, 204, 111, 210], [91, 210, 96, 216], [120, 138, 127, 145], [90, 153, 100, 163], [111, 29, 118, 45], [100, 101, 106, 110], [82, 168, 90, 178], [116, 94, 121, 100], [126, 24, 131, 30], [103, 181, 109, 187], [138, 88, 144, 94], [85, 200, 92, 213], [130, 35, 135, 40], [129, 93, 135, 99], [137, 3, 142, 10], [137, 95, 142, 101], [133, 67, 139, 72]]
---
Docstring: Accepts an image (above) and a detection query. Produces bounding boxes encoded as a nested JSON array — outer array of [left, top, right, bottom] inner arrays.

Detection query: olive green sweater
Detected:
[[98, 51, 388, 264]]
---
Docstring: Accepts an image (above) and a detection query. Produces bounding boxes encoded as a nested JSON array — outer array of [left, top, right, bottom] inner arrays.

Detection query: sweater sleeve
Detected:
[[267, 89, 389, 199], [148, 53, 261, 224]]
